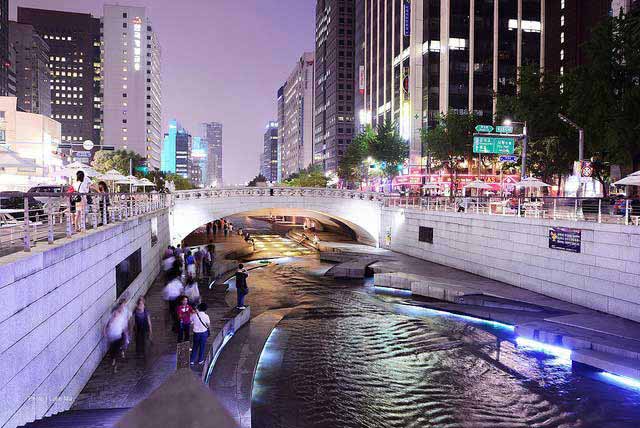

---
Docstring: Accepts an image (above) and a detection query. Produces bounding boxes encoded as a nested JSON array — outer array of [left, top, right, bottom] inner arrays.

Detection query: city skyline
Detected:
[[12, 0, 315, 184]]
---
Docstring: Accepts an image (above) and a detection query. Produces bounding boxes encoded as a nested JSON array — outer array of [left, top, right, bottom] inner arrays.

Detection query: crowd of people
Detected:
[[205, 218, 234, 239], [102, 221, 252, 373]]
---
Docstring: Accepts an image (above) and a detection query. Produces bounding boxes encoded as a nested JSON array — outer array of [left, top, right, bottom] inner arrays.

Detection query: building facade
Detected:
[[281, 52, 315, 179], [9, 21, 51, 116], [356, 0, 546, 165], [18, 7, 102, 160], [261, 120, 279, 182], [201, 122, 222, 187], [191, 135, 208, 187], [276, 85, 286, 182], [161, 119, 190, 178], [0, 0, 9, 96], [102, 4, 162, 170], [314, 0, 356, 175], [201, 122, 223, 187]]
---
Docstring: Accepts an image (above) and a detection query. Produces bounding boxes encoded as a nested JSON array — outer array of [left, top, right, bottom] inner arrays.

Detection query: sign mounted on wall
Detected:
[[549, 227, 581, 253], [403, 1, 411, 37], [359, 65, 365, 94]]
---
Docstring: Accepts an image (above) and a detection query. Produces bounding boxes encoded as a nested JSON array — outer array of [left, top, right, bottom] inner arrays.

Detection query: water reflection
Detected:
[[251, 262, 640, 428]]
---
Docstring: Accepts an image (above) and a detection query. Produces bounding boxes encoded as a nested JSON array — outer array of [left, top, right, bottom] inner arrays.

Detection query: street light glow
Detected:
[[503, 119, 513, 126]]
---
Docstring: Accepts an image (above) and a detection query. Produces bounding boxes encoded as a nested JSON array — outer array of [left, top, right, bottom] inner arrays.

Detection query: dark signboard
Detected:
[[549, 227, 581, 253]]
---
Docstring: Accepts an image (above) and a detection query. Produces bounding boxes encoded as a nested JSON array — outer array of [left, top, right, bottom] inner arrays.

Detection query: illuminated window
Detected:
[[560, 49, 564, 60], [561, 0, 565, 9], [561, 32, 564, 43], [561, 15, 565, 26]]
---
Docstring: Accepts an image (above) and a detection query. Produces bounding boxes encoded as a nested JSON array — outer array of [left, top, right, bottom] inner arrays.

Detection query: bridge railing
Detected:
[[173, 187, 386, 202], [384, 195, 640, 226], [0, 192, 172, 257]]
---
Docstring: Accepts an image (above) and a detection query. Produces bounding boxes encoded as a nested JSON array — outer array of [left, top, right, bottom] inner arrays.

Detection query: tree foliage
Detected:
[[421, 110, 477, 194], [91, 149, 145, 175], [370, 120, 410, 179], [337, 127, 376, 186], [283, 165, 328, 188], [564, 10, 640, 174], [247, 174, 268, 187], [337, 121, 409, 186]]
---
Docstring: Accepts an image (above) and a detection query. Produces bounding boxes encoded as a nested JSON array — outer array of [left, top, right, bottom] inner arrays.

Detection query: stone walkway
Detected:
[[71, 229, 246, 411]]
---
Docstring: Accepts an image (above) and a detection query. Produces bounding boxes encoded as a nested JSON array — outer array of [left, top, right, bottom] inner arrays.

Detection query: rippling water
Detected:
[[250, 262, 640, 428]]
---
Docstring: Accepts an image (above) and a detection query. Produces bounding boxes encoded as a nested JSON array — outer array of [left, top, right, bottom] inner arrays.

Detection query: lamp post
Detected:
[[558, 113, 585, 196], [503, 119, 528, 178]]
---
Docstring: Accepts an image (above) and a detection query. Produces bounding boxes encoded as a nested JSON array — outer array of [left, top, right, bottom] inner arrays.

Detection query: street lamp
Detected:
[[558, 113, 584, 162], [503, 119, 528, 178]]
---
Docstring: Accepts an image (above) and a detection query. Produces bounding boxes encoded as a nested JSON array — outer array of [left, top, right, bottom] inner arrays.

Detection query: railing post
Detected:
[[66, 195, 72, 237], [626, 200, 630, 225], [80, 195, 86, 232], [517, 198, 521, 217], [598, 199, 602, 224], [92, 197, 98, 229], [23, 195, 31, 252], [553, 199, 557, 220], [574, 199, 578, 221], [47, 199, 54, 244], [103, 195, 108, 226]]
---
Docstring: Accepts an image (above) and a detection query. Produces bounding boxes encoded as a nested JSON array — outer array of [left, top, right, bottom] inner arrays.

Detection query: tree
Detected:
[[337, 126, 375, 187], [564, 10, 640, 181], [421, 110, 477, 195], [248, 174, 268, 187], [496, 66, 575, 183], [283, 165, 328, 188], [91, 149, 145, 175], [369, 120, 409, 179]]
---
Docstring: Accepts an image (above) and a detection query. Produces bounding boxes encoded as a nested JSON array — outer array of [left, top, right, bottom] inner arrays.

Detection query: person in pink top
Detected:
[[176, 296, 193, 342]]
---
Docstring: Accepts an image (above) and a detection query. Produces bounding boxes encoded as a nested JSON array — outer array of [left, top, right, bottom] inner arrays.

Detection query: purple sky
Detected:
[[12, 0, 316, 184]]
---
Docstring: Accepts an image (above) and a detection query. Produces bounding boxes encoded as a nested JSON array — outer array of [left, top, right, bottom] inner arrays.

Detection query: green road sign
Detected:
[[495, 125, 514, 134], [473, 136, 515, 154], [475, 124, 494, 133], [135, 166, 149, 174]]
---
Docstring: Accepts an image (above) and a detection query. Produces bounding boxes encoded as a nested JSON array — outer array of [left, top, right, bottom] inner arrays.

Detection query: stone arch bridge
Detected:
[[170, 187, 385, 246]]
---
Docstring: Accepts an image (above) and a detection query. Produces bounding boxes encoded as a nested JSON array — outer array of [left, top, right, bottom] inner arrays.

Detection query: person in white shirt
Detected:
[[190, 302, 210, 365], [74, 170, 97, 231]]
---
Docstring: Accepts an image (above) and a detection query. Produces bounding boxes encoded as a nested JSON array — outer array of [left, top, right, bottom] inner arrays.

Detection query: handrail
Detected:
[[0, 191, 172, 257]]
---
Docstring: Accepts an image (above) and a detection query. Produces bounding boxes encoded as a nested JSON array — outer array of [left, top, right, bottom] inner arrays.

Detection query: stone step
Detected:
[[572, 349, 640, 380], [20, 408, 129, 428]]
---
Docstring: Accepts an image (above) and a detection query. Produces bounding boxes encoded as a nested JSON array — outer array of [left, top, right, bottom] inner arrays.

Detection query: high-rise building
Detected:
[[314, 0, 356, 175], [18, 7, 102, 159], [0, 0, 9, 96], [281, 52, 315, 179], [276, 84, 286, 182], [261, 120, 279, 182], [9, 21, 51, 116], [191, 135, 208, 187], [356, 0, 545, 165], [102, 4, 162, 170], [161, 119, 191, 178], [201, 122, 223, 187]]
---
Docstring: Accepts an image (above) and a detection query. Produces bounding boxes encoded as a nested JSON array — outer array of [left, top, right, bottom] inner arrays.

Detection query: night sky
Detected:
[[11, 0, 316, 184]]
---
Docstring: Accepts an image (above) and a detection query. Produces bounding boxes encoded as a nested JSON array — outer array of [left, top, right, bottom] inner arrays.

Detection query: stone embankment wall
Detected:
[[0, 211, 170, 428], [381, 208, 640, 322]]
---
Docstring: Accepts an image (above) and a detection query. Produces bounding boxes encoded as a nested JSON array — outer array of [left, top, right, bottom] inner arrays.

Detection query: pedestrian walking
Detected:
[[162, 267, 183, 331], [223, 222, 229, 237], [213, 220, 218, 235], [132, 297, 152, 355], [104, 299, 129, 373], [184, 276, 201, 306], [202, 246, 212, 279], [206, 222, 212, 237], [74, 170, 97, 231], [97, 181, 110, 225], [185, 250, 196, 277], [174, 244, 184, 262], [176, 296, 193, 342], [235, 264, 249, 310], [190, 302, 210, 366], [194, 247, 203, 279]]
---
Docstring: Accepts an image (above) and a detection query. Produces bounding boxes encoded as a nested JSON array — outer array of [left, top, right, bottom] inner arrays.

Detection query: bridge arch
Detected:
[[170, 188, 384, 246]]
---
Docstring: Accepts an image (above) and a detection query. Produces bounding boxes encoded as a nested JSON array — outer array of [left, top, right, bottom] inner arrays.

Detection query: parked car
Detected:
[[0, 192, 45, 223], [27, 185, 73, 211]]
